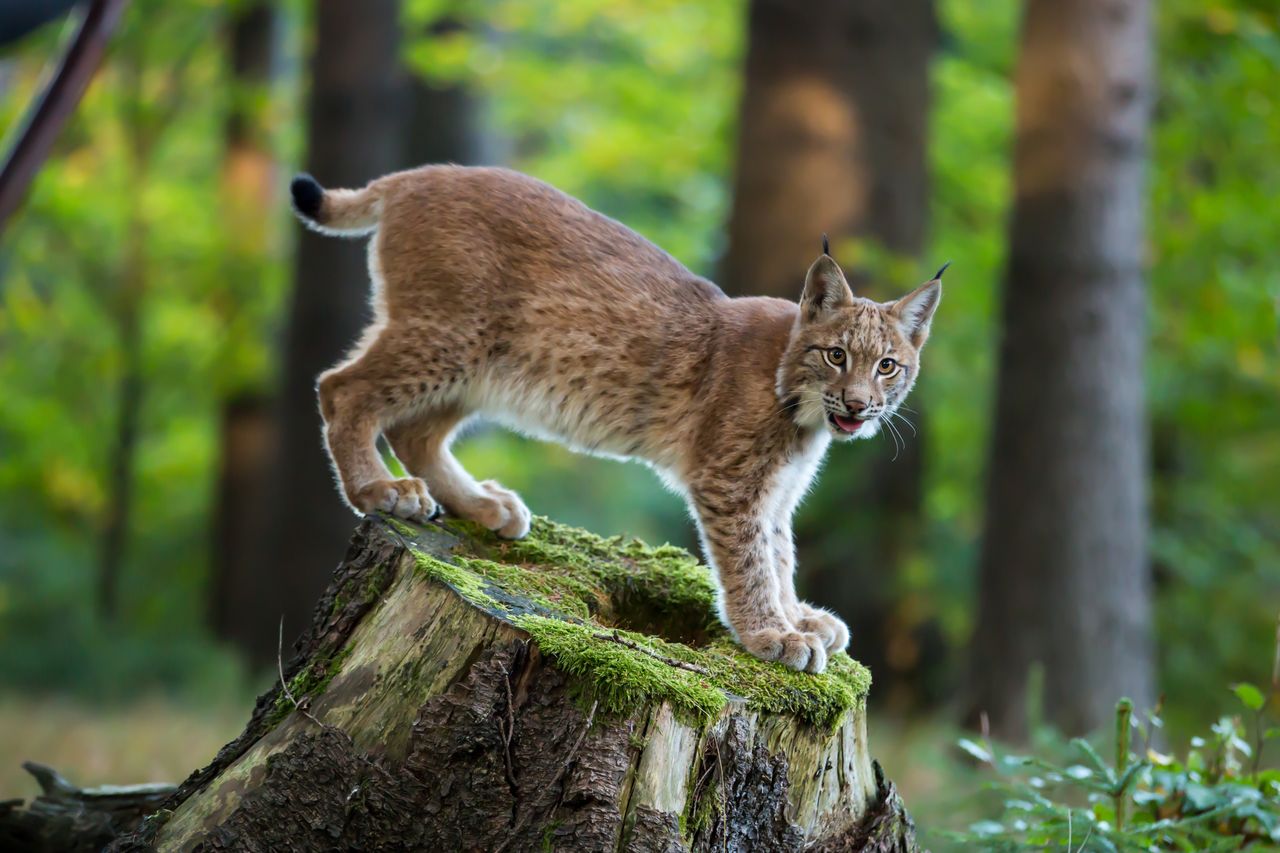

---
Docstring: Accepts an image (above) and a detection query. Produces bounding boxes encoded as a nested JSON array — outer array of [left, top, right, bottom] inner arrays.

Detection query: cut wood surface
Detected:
[[91, 515, 920, 851]]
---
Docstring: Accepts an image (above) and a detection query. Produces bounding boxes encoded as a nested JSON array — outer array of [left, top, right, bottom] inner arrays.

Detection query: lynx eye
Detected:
[[824, 347, 847, 368], [877, 357, 898, 376]]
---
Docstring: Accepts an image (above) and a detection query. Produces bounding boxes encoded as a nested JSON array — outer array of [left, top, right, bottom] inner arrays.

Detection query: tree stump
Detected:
[[107, 515, 920, 852]]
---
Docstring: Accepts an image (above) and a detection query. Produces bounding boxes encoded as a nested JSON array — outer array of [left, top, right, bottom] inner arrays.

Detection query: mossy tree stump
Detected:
[[109, 516, 919, 852]]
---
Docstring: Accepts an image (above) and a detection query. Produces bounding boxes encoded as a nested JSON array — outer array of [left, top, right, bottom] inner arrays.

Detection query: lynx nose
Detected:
[[842, 395, 868, 415]]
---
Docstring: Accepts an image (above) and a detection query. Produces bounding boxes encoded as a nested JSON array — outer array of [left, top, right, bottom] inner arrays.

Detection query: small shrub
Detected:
[[949, 686, 1280, 850]]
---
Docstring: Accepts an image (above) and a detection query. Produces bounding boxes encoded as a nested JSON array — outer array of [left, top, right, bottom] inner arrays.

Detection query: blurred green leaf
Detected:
[[958, 737, 993, 764], [1233, 682, 1266, 711]]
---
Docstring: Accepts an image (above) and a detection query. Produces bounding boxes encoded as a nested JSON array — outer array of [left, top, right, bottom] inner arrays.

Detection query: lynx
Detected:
[[291, 166, 942, 674]]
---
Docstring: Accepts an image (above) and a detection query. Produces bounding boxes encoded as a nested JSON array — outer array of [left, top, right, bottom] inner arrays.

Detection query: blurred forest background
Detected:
[[0, 0, 1277, 840]]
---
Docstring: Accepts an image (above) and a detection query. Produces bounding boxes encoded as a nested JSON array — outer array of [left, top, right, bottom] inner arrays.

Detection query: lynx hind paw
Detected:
[[353, 477, 438, 523], [796, 606, 850, 654], [741, 627, 828, 674], [473, 480, 531, 540]]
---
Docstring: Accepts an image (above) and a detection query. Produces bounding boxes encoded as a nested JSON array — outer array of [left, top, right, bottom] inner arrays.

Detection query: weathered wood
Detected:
[[0, 761, 175, 853], [87, 515, 919, 851]]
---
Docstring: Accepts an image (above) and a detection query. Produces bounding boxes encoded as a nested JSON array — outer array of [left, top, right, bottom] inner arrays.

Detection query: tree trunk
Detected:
[[97, 55, 150, 621], [209, 394, 276, 642], [96, 232, 142, 621], [722, 0, 934, 297], [968, 0, 1154, 740], [404, 16, 480, 168], [720, 0, 937, 703], [209, 0, 281, 649], [250, 0, 409, 665], [99, 516, 918, 852]]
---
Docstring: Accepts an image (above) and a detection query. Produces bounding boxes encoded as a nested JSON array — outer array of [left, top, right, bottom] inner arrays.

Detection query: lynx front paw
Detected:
[[352, 477, 439, 523], [795, 605, 850, 654], [740, 627, 828, 674], [459, 480, 531, 540]]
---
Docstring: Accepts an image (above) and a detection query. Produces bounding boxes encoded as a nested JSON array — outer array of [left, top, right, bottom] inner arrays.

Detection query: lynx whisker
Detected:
[[884, 416, 908, 462], [887, 409, 917, 437]]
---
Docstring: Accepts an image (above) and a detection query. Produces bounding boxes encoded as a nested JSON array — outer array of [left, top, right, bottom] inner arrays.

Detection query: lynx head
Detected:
[[777, 249, 943, 442]]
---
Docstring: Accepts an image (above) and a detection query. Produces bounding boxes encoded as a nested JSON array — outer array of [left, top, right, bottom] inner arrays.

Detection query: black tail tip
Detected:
[[291, 173, 324, 220]]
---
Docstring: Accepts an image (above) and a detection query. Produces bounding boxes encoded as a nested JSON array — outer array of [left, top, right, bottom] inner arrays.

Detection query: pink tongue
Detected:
[[834, 414, 863, 432]]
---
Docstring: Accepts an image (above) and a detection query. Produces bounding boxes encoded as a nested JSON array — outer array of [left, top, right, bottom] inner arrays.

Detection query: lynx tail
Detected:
[[290, 173, 383, 237]]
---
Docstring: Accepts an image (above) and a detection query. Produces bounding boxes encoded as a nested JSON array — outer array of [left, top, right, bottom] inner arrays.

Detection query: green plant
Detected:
[[949, 684, 1280, 850]]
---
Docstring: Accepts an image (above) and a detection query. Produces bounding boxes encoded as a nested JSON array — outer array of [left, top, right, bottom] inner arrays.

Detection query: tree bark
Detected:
[[404, 16, 480, 168], [723, 0, 934, 298], [97, 221, 143, 621], [250, 0, 409, 665], [98, 516, 918, 852], [968, 0, 1154, 740], [720, 0, 937, 703], [209, 394, 276, 642], [97, 54, 151, 621], [208, 0, 281, 650]]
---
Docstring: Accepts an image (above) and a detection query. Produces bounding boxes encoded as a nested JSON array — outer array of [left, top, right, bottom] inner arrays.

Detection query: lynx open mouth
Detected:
[[828, 412, 864, 434]]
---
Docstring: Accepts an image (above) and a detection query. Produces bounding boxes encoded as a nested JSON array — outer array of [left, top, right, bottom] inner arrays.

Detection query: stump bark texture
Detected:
[[100, 516, 918, 852]]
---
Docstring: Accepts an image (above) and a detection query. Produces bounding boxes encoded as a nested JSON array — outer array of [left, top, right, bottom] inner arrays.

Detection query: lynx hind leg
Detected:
[[351, 476, 438, 523], [317, 340, 438, 523], [385, 411, 531, 540], [472, 479, 532, 539]]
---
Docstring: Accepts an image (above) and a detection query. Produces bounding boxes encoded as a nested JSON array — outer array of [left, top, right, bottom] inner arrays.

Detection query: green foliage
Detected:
[[403, 0, 743, 271], [0, 0, 293, 699], [1144, 0, 1280, 735], [949, 689, 1280, 850], [0, 0, 1274, 751]]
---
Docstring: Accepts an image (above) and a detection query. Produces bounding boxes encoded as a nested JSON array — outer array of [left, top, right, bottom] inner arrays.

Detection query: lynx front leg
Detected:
[[769, 521, 850, 654], [385, 409, 530, 540], [694, 504, 827, 674]]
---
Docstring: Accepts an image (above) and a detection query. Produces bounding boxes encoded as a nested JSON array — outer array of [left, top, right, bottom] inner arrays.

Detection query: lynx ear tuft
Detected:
[[822, 233, 830, 257], [932, 261, 951, 281], [800, 254, 853, 321]]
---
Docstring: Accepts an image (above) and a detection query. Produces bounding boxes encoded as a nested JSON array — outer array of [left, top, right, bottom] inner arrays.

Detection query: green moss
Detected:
[[389, 515, 870, 729], [385, 516, 422, 539], [500, 519, 719, 632], [412, 550, 502, 611], [265, 644, 354, 727], [513, 614, 726, 721], [688, 776, 719, 837], [454, 556, 594, 620], [540, 821, 562, 852]]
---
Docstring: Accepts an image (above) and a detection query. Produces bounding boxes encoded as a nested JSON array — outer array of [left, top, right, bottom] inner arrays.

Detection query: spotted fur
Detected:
[[294, 165, 942, 673]]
